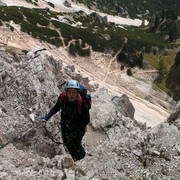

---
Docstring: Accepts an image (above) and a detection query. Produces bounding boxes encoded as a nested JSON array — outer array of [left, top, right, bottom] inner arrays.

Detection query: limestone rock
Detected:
[[90, 87, 117, 130], [112, 94, 135, 119], [167, 100, 180, 129]]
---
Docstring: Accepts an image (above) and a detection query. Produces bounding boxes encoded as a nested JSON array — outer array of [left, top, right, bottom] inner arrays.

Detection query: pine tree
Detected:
[[169, 22, 179, 42], [175, 51, 180, 67], [158, 59, 168, 76], [154, 14, 160, 32]]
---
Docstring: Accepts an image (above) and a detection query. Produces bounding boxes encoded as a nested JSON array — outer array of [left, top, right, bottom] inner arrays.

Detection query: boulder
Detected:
[[63, 1, 71, 8], [112, 94, 135, 119], [167, 100, 180, 129], [90, 87, 117, 130]]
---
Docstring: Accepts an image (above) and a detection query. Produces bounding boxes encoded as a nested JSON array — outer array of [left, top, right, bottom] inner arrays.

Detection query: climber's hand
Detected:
[[41, 117, 47, 126]]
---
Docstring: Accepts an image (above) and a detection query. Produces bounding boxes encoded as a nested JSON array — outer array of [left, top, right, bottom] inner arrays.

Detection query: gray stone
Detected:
[[112, 94, 135, 119]]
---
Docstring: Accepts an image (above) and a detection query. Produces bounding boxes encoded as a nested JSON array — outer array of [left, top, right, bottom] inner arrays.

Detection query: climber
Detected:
[[41, 80, 90, 161]]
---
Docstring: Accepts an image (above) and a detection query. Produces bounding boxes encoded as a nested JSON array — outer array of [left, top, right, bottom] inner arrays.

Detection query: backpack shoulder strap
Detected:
[[59, 92, 66, 105], [77, 94, 82, 114]]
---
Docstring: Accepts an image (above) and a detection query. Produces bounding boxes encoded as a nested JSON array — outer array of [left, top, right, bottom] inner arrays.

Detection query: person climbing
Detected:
[[41, 80, 90, 161]]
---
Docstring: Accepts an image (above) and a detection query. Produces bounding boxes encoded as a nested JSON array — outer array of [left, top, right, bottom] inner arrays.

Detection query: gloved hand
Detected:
[[41, 117, 47, 123]]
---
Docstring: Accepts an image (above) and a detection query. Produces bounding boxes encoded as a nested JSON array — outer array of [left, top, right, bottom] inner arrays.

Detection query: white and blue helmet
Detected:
[[65, 80, 80, 90]]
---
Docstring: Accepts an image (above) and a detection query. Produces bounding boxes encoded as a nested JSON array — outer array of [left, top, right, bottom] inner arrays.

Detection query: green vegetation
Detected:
[[47, 2, 55, 8], [22, 50, 29, 55], [21, 21, 60, 47], [0, 6, 62, 47], [25, 0, 33, 3], [69, 41, 90, 56], [153, 50, 180, 101], [0, 6, 24, 24], [158, 59, 168, 77], [175, 51, 180, 66], [149, 9, 180, 42], [0, 20, 3, 26], [127, 68, 132, 76], [21, 8, 50, 26], [25, 0, 38, 6], [120, 65, 124, 71]]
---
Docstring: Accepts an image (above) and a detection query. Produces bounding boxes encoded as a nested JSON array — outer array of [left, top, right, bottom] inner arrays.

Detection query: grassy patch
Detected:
[[154, 61, 180, 101], [144, 53, 159, 68], [144, 48, 179, 69]]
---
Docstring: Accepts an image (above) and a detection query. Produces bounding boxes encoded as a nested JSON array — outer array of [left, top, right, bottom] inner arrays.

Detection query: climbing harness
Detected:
[[0, 121, 42, 150]]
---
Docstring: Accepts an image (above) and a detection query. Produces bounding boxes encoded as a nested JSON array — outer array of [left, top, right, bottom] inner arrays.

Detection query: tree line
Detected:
[[149, 9, 180, 42]]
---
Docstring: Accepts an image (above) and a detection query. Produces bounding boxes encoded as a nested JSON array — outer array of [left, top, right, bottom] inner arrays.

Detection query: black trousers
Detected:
[[61, 126, 86, 160]]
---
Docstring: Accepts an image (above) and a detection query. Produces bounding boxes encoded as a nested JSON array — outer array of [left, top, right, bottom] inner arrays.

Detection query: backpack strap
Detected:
[[89, 98, 92, 109], [59, 92, 66, 105], [77, 94, 82, 114]]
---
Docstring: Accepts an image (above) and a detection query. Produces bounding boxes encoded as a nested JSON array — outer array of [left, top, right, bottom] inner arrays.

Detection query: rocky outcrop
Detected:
[[167, 100, 180, 130], [63, 0, 71, 8], [112, 94, 135, 119], [90, 12, 109, 24], [0, 50, 179, 179]]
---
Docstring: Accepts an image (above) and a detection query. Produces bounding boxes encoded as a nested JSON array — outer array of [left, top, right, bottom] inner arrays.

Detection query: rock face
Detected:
[[167, 100, 180, 130], [0, 50, 180, 179], [90, 12, 109, 24], [112, 94, 135, 119]]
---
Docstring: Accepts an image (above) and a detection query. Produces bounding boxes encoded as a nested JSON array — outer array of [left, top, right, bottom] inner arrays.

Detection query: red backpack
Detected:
[[59, 85, 92, 114]]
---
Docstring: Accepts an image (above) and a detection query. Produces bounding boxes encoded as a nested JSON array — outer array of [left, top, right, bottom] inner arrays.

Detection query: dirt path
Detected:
[[103, 45, 124, 82]]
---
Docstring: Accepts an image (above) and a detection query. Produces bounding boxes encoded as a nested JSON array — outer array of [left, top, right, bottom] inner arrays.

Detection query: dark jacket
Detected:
[[45, 94, 90, 135]]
